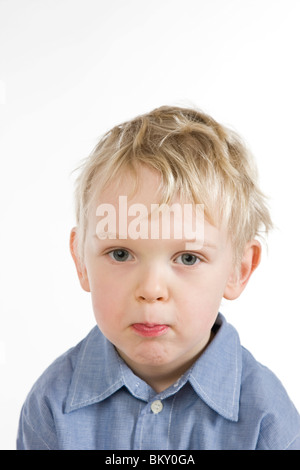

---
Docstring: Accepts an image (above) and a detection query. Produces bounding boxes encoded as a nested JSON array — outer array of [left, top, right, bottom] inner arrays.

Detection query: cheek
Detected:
[[174, 272, 225, 319], [89, 270, 129, 322]]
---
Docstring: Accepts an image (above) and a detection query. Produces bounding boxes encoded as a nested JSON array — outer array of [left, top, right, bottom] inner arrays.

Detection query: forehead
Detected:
[[86, 166, 229, 250]]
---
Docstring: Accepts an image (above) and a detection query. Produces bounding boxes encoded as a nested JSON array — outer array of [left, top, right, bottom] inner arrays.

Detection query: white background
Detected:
[[1, 0, 299, 450]]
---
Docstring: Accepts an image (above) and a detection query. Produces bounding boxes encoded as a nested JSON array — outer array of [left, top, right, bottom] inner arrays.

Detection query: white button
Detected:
[[151, 400, 163, 414]]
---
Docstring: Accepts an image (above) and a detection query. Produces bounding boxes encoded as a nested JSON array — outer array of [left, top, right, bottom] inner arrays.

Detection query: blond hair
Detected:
[[74, 105, 272, 265]]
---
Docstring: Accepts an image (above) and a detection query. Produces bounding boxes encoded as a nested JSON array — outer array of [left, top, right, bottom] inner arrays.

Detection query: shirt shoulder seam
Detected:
[[22, 412, 52, 450], [258, 426, 300, 450], [283, 433, 300, 450]]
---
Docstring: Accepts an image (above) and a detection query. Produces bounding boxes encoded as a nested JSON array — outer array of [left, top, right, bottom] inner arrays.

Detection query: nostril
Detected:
[[138, 296, 164, 303]]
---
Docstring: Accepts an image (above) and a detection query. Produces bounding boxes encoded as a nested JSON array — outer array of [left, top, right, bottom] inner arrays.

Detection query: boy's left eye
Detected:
[[174, 253, 201, 266]]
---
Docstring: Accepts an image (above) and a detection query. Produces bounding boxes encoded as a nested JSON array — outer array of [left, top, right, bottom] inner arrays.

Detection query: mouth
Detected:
[[131, 323, 169, 338]]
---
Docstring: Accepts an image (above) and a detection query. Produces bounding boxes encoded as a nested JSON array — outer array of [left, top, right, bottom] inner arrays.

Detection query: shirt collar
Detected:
[[188, 313, 242, 421], [65, 314, 242, 421], [64, 326, 154, 414]]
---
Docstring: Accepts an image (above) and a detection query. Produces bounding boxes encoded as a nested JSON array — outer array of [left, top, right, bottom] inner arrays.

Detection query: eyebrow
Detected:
[[93, 233, 217, 249]]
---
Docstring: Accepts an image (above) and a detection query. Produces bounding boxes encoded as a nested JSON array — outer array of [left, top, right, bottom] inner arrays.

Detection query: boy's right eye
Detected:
[[107, 249, 133, 262]]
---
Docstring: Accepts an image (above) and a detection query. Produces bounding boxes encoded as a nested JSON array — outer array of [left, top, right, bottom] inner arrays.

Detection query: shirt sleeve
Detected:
[[16, 393, 59, 450], [255, 402, 300, 450], [17, 406, 51, 450]]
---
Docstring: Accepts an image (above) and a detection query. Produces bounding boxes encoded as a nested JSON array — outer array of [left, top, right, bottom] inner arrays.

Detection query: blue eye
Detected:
[[108, 249, 133, 262], [174, 253, 201, 266]]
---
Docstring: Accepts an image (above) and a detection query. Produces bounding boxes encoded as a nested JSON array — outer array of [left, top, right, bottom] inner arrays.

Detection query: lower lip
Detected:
[[131, 323, 169, 337]]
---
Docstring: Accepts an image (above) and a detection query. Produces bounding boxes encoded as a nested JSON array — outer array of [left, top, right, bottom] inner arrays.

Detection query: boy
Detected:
[[17, 106, 300, 450]]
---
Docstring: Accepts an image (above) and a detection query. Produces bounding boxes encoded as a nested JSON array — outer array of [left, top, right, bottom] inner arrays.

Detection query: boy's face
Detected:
[[71, 166, 259, 389]]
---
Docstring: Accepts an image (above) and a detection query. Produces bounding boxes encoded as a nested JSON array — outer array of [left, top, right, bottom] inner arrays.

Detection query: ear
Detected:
[[223, 239, 261, 300], [69, 227, 90, 292]]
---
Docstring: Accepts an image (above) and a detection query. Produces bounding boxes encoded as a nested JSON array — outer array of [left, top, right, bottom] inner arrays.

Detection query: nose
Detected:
[[135, 264, 169, 303]]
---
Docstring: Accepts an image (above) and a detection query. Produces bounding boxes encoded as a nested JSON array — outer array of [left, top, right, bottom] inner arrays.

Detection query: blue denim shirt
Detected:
[[17, 314, 300, 450]]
